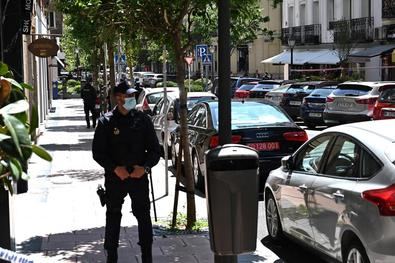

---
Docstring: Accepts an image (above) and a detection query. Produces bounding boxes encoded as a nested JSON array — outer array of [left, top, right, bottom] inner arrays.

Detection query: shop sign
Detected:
[[28, 38, 59, 58]]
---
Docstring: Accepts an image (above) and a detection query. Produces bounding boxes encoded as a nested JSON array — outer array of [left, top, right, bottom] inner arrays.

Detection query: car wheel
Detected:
[[343, 241, 370, 263], [171, 140, 178, 168], [265, 193, 283, 241], [192, 153, 204, 190]]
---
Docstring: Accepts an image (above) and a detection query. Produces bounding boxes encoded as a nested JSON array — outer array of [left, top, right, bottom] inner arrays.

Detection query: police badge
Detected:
[[113, 127, 120, 135]]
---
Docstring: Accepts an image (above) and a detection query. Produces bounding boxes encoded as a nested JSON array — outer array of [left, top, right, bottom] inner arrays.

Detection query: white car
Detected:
[[135, 87, 179, 113]]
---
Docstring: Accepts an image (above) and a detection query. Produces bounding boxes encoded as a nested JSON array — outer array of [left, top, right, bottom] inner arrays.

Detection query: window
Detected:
[[324, 137, 360, 177], [48, 11, 56, 29], [313, 1, 319, 24], [300, 4, 306, 26], [327, 0, 334, 26], [288, 6, 294, 27], [154, 99, 164, 115], [360, 149, 382, 178], [194, 106, 207, 128], [294, 136, 332, 173]]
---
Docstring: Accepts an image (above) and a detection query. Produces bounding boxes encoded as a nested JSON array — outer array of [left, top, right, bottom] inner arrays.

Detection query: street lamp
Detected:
[[209, 45, 215, 85], [288, 38, 296, 80]]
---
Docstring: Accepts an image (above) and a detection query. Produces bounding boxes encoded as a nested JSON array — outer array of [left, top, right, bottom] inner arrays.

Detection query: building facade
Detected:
[[265, 0, 395, 81]]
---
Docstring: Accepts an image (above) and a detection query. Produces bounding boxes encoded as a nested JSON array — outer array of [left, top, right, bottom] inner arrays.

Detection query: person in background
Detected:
[[81, 76, 97, 128], [92, 81, 161, 263]]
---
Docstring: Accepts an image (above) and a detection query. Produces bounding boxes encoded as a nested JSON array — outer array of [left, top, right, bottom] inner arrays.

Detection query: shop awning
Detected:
[[261, 49, 340, 65], [348, 44, 395, 58]]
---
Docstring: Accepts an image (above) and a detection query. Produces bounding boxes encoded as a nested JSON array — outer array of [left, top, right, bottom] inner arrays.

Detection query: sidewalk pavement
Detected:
[[13, 98, 279, 263]]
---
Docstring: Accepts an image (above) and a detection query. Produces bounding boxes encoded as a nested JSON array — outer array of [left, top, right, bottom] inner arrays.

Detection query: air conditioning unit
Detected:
[[47, 11, 56, 29]]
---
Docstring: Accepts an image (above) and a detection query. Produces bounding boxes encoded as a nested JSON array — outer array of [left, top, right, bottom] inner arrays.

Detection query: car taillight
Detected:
[[142, 98, 150, 111], [209, 135, 242, 148], [355, 97, 377, 105], [362, 184, 395, 216], [373, 101, 392, 119], [283, 131, 308, 142], [326, 96, 334, 103]]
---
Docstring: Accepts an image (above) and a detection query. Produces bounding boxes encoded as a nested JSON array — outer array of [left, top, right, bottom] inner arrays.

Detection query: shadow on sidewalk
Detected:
[[45, 126, 95, 133], [41, 138, 93, 152], [46, 169, 103, 181]]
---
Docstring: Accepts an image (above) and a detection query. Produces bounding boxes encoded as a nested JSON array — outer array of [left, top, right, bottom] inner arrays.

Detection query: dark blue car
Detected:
[[300, 85, 337, 128]]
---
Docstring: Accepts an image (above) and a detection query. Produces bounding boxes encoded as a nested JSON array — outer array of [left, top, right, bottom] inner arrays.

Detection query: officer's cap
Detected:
[[113, 81, 137, 95]]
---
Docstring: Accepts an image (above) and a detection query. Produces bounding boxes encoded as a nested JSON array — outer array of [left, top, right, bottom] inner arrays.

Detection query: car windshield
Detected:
[[270, 84, 292, 93], [187, 96, 215, 110], [310, 87, 336, 97], [238, 84, 256, 91], [252, 84, 280, 90], [146, 92, 165, 104], [287, 84, 310, 93], [211, 103, 291, 129], [332, 84, 372, 96], [379, 87, 395, 102]]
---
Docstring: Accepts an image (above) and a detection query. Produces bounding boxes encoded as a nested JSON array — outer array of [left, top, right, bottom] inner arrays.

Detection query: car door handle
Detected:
[[332, 191, 344, 200]]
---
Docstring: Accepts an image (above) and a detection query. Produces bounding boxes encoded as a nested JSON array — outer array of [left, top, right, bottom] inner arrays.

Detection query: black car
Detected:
[[170, 100, 308, 193], [300, 86, 337, 128], [249, 80, 284, 98], [211, 77, 261, 97], [275, 81, 338, 119]]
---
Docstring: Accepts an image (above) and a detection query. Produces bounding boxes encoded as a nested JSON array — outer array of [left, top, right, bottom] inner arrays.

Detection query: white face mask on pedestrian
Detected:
[[123, 97, 136, 111]]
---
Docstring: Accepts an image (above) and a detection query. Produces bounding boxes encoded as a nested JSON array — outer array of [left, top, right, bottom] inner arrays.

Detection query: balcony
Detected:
[[383, 0, 395, 18], [281, 24, 321, 46], [329, 17, 373, 43]]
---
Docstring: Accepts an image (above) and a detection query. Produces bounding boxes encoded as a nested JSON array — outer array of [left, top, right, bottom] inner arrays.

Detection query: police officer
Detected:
[[81, 77, 97, 128], [92, 81, 160, 263]]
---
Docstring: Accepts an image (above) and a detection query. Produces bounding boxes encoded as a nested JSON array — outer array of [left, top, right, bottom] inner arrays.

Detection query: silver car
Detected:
[[264, 119, 395, 263], [324, 81, 395, 125]]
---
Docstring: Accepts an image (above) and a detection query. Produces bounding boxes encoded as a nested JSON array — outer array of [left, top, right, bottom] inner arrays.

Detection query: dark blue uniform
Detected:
[[92, 108, 160, 263], [81, 82, 97, 128]]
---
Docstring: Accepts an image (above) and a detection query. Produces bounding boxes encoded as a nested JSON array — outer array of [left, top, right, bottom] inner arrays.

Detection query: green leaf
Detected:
[[0, 62, 8, 75], [20, 83, 33, 91], [31, 145, 52, 161], [30, 104, 39, 135], [2, 114, 22, 158], [9, 158, 22, 181], [21, 172, 29, 180], [0, 77, 22, 90], [0, 100, 29, 115]]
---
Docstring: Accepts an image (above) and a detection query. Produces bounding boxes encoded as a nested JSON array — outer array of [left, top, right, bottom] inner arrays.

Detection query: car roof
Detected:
[[338, 81, 395, 88], [144, 87, 179, 94], [166, 91, 216, 99], [326, 119, 395, 142]]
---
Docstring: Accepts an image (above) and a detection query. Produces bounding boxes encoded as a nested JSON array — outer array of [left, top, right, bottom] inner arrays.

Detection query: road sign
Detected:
[[202, 53, 212, 65], [195, 44, 208, 58], [184, 56, 193, 65]]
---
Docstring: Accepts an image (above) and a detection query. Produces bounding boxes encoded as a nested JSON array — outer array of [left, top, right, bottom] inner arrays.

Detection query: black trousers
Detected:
[[104, 176, 152, 251], [84, 103, 97, 128]]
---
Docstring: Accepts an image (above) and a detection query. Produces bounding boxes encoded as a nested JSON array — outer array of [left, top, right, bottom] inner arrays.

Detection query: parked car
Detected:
[[171, 100, 308, 192], [373, 84, 395, 120], [264, 83, 293, 106], [149, 73, 164, 87], [275, 81, 338, 120], [234, 82, 259, 99], [135, 87, 179, 114], [151, 92, 217, 156], [248, 80, 283, 98], [324, 82, 395, 125], [133, 71, 154, 87], [211, 77, 261, 97], [300, 85, 338, 128], [264, 119, 395, 263]]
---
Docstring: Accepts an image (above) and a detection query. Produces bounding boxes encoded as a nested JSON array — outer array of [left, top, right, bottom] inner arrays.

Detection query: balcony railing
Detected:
[[281, 24, 321, 45], [329, 17, 373, 43], [383, 0, 395, 18]]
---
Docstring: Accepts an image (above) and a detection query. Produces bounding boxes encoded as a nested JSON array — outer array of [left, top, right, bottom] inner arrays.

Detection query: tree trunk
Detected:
[[107, 41, 116, 108], [173, 31, 196, 230], [91, 47, 99, 87]]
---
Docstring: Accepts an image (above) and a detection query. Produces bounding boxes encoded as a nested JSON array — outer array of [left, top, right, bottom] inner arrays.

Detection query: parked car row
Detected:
[[233, 80, 395, 127]]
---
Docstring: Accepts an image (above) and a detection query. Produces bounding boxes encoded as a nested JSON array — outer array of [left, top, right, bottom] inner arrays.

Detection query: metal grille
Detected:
[[330, 17, 373, 43], [281, 24, 321, 45]]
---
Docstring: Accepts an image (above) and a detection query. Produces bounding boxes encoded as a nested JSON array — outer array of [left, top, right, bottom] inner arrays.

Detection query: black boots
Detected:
[[106, 249, 118, 263]]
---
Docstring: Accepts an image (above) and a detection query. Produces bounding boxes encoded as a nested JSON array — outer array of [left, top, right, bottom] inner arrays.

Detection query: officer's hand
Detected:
[[114, 166, 129, 180], [130, 165, 145, 178]]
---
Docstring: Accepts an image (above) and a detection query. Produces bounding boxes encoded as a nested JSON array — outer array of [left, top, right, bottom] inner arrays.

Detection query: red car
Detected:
[[373, 85, 395, 120], [233, 82, 258, 99]]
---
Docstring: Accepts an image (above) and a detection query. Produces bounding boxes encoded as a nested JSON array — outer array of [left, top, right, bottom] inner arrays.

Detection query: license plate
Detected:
[[383, 110, 395, 117], [309, 112, 322, 117], [247, 142, 280, 151], [337, 102, 352, 108], [289, 100, 302, 106]]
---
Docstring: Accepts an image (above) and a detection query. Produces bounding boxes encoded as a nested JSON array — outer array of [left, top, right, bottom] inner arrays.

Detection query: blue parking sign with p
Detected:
[[195, 44, 208, 58]]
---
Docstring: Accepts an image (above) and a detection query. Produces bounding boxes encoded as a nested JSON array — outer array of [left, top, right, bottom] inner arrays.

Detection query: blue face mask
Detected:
[[124, 97, 136, 111]]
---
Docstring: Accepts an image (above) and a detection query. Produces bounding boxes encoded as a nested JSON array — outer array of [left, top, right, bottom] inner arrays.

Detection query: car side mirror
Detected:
[[281, 155, 293, 172]]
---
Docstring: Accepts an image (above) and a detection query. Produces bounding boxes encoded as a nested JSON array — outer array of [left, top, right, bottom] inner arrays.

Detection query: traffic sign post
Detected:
[[184, 57, 194, 92], [202, 53, 212, 65]]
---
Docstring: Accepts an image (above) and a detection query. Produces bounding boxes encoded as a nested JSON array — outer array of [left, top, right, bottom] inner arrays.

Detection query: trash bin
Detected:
[[205, 144, 259, 255]]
